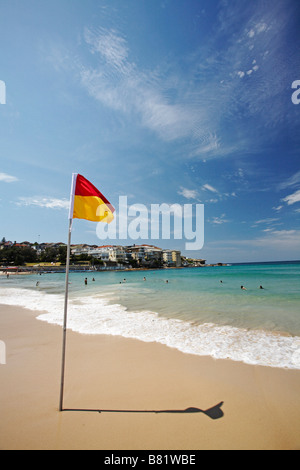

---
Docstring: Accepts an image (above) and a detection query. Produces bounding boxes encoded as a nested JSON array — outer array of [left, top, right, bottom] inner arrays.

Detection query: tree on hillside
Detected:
[[39, 247, 59, 263], [0, 246, 38, 266]]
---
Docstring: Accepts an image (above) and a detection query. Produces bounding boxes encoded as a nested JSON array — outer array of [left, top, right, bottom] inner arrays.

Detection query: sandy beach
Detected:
[[0, 303, 300, 450]]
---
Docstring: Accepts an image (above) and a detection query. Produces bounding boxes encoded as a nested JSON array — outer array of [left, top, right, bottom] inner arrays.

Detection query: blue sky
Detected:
[[0, 0, 300, 263]]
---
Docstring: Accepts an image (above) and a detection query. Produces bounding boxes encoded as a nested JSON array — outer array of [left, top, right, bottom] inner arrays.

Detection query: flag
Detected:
[[60, 173, 115, 412], [70, 174, 115, 223]]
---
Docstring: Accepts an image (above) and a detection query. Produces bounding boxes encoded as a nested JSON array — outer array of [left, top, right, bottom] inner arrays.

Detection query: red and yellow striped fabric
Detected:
[[73, 174, 115, 223]]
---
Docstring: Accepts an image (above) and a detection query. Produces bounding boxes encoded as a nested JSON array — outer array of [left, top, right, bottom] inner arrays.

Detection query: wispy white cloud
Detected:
[[279, 171, 300, 190], [202, 183, 218, 193], [178, 187, 199, 200], [251, 217, 282, 229], [80, 28, 199, 144], [81, 23, 264, 157], [242, 230, 300, 251], [204, 228, 300, 263], [16, 197, 69, 210], [209, 213, 229, 225], [255, 217, 280, 225], [188, 133, 221, 159], [43, 41, 74, 73], [84, 27, 130, 73], [282, 190, 300, 206], [272, 171, 300, 212], [207, 1, 298, 134], [210, 229, 300, 252], [48, 1, 299, 163], [0, 172, 18, 183]]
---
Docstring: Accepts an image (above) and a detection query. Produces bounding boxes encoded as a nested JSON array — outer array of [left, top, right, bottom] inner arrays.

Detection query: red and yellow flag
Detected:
[[71, 174, 115, 224]]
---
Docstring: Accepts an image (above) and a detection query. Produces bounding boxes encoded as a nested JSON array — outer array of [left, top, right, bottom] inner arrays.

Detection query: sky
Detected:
[[0, 0, 300, 263]]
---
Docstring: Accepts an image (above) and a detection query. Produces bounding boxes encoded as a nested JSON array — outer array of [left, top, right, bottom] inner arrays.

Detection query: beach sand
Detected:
[[0, 304, 300, 450]]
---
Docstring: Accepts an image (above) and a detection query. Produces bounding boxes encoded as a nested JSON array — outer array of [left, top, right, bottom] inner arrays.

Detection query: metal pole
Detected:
[[59, 218, 73, 411], [59, 173, 77, 412]]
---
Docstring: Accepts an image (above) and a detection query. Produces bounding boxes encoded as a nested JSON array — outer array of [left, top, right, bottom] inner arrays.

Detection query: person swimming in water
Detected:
[[241, 285, 247, 290]]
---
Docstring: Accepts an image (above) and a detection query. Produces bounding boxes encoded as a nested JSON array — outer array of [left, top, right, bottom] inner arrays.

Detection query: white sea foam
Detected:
[[1, 287, 300, 369]]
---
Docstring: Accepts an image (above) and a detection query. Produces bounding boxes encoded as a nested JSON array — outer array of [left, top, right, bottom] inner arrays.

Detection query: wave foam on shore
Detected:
[[1, 287, 300, 370]]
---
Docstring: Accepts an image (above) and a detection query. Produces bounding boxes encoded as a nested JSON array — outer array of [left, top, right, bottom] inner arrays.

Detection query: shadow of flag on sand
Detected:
[[63, 402, 224, 420], [156, 402, 224, 420]]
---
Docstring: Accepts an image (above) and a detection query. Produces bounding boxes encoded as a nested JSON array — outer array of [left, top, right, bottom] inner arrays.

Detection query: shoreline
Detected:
[[1, 259, 299, 276], [1, 282, 300, 370], [0, 264, 225, 276], [1, 303, 300, 450]]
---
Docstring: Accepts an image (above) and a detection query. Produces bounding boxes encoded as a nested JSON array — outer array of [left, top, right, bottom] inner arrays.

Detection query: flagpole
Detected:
[[59, 218, 72, 411], [58, 173, 113, 412], [59, 174, 77, 412]]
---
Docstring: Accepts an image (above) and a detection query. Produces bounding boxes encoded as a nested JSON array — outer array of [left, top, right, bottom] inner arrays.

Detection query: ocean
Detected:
[[1, 262, 300, 369]]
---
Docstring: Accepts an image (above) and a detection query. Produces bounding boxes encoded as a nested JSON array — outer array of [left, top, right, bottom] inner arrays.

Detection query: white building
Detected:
[[108, 246, 125, 263], [89, 246, 110, 262], [163, 250, 182, 267], [163, 250, 173, 265]]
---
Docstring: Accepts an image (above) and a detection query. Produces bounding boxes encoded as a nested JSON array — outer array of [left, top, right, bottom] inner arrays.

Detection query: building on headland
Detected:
[[182, 257, 206, 267], [87, 246, 110, 263], [126, 245, 161, 264], [69, 243, 183, 268], [162, 249, 182, 267], [1, 239, 215, 270], [171, 250, 182, 267]]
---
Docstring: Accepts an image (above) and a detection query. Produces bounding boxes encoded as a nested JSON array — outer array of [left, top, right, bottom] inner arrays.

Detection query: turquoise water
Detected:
[[1, 262, 300, 368], [99, 263, 300, 335]]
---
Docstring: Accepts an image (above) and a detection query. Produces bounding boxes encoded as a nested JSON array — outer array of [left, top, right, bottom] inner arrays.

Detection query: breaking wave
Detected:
[[1, 287, 300, 370]]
